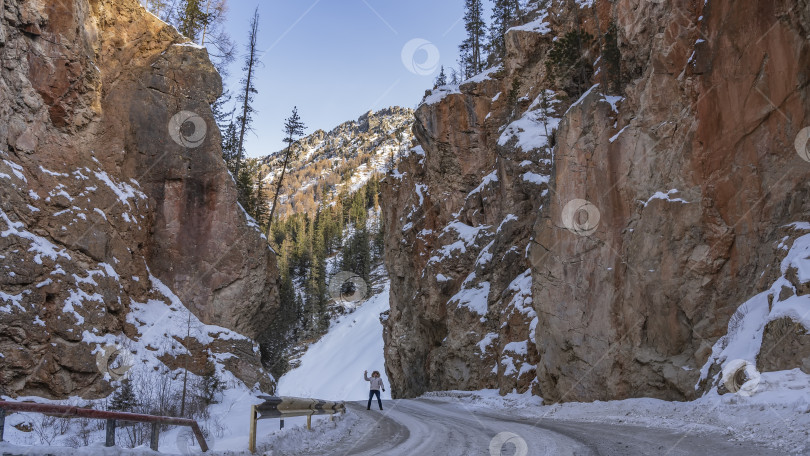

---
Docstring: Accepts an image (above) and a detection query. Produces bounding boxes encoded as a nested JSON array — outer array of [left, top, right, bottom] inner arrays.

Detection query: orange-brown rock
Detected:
[[0, 0, 279, 397], [382, 0, 810, 401], [532, 0, 809, 403], [382, 13, 554, 397]]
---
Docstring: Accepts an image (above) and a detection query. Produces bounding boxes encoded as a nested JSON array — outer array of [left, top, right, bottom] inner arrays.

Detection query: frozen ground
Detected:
[[248, 398, 787, 456], [424, 381, 810, 455], [2, 386, 806, 455]]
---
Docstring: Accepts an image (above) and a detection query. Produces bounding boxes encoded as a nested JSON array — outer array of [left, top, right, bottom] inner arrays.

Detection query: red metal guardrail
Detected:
[[0, 400, 208, 452]]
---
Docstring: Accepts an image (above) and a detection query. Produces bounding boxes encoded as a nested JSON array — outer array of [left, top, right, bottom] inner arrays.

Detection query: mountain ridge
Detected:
[[258, 106, 414, 218]]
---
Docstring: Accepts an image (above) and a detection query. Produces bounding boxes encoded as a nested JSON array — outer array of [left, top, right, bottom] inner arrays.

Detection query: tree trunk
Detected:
[[266, 142, 294, 236], [180, 310, 191, 417], [200, 0, 211, 45], [235, 12, 258, 179]]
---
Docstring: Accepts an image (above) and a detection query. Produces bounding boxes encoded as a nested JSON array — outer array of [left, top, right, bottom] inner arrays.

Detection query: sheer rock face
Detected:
[[382, 0, 810, 401], [381, 20, 552, 398], [533, 0, 810, 403], [0, 0, 278, 397]]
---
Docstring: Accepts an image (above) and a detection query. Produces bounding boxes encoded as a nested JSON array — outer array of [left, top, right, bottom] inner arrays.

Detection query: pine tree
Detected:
[[601, 22, 622, 94], [110, 379, 138, 412], [144, 0, 234, 87], [310, 234, 329, 332], [488, 0, 521, 60], [253, 172, 269, 227], [176, 0, 211, 42], [211, 90, 234, 135], [234, 8, 260, 179], [228, 158, 267, 225], [295, 293, 305, 329], [457, 58, 468, 83], [236, 165, 256, 217], [195, 363, 224, 406], [373, 212, 386, 262], [341, 228, 371, 283], [291, 214, 311, 274], [198, 0, 218, 45], [304, 255, 321, 332], [221, 120, 239, 173], [434, 66, 447, 88], [545, 29, 594, 97], [322, 203, 342, 255], [459, 0, 486, 78], [260, 240, 298, 375], [267, 107, 307, 227], [347, 186, 368, 228], [192, 1, 237, 84], [366, 176, 380, 210], [450, 68, 460, 85]]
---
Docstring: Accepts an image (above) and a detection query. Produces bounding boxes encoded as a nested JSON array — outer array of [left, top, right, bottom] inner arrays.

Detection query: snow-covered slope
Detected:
[[277, 282, 391, 402], [0, 277, 271, 453]]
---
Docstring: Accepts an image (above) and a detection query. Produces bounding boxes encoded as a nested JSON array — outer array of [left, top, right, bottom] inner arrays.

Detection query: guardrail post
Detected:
[[306, 414, 311, 431], [0, 407, 5, 442], [150, 422, 160, 451], [105, 419, 116, 447], [248, 405, 257, 454], [189, 422, 209, 452], [279, 419, 284, 430]]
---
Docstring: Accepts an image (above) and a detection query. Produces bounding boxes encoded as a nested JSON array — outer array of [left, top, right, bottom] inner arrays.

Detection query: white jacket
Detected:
[[364, 373, 385, 390]]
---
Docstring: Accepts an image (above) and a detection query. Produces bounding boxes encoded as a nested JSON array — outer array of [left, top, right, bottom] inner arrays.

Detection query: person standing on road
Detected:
[[364, 370, 385, 410]]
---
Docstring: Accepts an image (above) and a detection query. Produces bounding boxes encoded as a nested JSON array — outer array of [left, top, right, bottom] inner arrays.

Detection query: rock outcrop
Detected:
[[382, 0, 810, 401], [382, 15, 553, 398], [758, 318, 810, 374], [0, 0, 278, 397]]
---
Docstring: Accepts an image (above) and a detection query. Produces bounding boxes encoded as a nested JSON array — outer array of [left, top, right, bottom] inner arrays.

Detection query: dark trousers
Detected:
[[367, 389, 382, 410]]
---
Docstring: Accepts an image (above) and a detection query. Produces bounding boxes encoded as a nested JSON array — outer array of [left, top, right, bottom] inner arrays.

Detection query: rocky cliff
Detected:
[[382, 0, 810, 401], [0, 0, 278, 397]]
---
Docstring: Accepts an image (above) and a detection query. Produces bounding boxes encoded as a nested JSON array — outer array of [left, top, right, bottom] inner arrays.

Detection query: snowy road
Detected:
[[296, 398, 780, 456]]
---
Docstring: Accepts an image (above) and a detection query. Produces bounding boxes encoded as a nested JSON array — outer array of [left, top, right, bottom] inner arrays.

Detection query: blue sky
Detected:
[[216, 1, 472, 158]]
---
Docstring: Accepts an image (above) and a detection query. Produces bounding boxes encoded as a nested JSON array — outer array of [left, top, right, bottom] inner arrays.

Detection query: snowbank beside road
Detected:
[[425, 382, 810, 455]]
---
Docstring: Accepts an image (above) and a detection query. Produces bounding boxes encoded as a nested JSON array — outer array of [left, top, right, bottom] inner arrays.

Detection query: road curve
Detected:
[[300, 398, 779, 456]]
